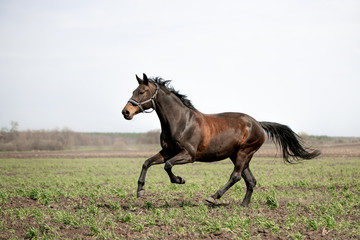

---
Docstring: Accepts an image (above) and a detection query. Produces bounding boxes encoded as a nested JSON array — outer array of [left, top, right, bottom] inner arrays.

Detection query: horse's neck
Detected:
[[155, 90, 193, 133]]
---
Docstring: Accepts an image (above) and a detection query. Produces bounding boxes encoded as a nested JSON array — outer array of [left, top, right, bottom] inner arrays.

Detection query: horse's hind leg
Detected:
[[206, 151, 249, 204], [241, 167, 257, 207]]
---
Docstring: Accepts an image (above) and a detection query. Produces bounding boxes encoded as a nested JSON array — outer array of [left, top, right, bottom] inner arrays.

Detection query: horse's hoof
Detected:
[[137, 189, 145, 198], [172, 176, 186, 184], [177, 176, 186, 184], [240, 201, 249, 207], [205, 196, 216, 205]]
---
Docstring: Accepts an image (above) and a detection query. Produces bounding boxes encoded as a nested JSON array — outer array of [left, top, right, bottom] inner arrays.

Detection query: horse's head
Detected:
[[122, 73, 159, 120]]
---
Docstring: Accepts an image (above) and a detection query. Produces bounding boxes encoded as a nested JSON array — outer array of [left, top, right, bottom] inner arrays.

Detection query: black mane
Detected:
[[150, 77, 197, 111]]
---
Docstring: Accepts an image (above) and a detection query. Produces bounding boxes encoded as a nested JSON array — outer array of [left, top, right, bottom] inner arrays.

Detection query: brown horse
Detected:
[[122, 74, 320, 206]]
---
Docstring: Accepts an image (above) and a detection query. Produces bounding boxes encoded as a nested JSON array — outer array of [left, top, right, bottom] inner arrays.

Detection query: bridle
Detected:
[[128, 83, 159, 113]]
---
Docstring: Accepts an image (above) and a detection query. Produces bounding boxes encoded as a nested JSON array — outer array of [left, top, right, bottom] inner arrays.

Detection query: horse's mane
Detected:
[[149, 77, 197, 111]]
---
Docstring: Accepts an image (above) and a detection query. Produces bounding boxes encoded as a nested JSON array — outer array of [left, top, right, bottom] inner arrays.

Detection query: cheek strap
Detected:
[[128, 83, 159, 113]]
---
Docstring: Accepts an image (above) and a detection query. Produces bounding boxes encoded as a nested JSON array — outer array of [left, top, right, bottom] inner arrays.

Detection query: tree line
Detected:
[[0, 122, 160, 152], [1, 122, 359, 152]]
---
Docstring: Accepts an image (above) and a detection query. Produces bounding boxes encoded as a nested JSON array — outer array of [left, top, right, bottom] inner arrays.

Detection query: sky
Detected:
[[0, 0, 359, 136]]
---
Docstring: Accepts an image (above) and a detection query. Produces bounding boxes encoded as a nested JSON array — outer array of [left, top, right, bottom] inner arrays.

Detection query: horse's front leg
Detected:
[[137, 152, 165, 198], [164, 150, 194, 184]]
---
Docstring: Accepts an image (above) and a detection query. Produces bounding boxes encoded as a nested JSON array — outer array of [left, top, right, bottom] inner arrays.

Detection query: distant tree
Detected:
[[10, 121, 19, 132], [0, 127, 9, 132]]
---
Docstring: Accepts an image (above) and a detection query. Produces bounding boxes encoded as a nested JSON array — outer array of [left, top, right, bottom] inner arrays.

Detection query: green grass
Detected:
[[0, 157, 359, 239]]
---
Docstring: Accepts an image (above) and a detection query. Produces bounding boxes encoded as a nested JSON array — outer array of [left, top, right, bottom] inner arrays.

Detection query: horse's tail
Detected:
[[260, 121, 321, 164]]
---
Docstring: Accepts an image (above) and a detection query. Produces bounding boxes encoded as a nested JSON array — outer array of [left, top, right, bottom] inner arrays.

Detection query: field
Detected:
[[0, 156, 359, 239]]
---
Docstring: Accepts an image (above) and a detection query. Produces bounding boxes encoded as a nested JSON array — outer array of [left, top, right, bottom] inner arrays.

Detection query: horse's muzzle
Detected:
[[122, 108, 133, 120]]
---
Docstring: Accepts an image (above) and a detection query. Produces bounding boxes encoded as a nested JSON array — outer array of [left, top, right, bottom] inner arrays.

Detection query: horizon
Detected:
[[2, 121, 360, 138]]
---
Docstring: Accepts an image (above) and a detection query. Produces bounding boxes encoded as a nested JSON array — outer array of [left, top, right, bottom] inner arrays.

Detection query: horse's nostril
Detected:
[[122, 109, 130, 116]]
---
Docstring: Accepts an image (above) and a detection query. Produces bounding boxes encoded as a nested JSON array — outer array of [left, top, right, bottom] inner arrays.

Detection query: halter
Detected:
[[128, 83, 159, 113]]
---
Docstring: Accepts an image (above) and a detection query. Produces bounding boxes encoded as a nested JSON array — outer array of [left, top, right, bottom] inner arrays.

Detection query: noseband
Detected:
[[128, 83, 159, 113]]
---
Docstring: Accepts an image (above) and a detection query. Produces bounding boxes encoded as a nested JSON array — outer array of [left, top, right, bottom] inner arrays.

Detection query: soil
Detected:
[[1, 192, 358, 240], [0, 144, 359, 239], [1, 143, 360, 159]]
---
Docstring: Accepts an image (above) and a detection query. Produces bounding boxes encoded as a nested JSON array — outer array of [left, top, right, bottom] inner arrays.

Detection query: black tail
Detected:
[[260, 122, 321, 164]]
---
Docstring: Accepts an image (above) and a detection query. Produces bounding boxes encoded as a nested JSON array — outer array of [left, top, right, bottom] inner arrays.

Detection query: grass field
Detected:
[[0, 157, 359, 239]]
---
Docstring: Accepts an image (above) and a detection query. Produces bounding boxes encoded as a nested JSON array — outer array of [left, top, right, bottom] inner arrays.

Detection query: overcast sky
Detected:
[[1, 0, 359, 136]]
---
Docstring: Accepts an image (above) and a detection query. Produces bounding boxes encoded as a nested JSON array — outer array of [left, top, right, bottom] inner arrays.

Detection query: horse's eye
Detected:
[[139, 91, 145, 95]]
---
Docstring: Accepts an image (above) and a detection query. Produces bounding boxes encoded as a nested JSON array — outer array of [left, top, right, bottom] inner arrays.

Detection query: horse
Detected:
[[122, 73, 320, 206]]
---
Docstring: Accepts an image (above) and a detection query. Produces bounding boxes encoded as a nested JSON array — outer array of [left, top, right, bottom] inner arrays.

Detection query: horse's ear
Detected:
[[136, 74, 142, 84], [143, 73, 149, 85]]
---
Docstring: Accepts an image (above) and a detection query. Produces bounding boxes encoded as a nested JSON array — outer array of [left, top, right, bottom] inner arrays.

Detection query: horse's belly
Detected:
[[196, 152, 233, 162], [196, 135, 239, 162]]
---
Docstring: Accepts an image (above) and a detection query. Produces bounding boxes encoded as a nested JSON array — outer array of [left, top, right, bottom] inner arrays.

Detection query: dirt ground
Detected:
[[1, 143, 359, 159], [0, 191, 357, 240], [0, 145, 359, 239]]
